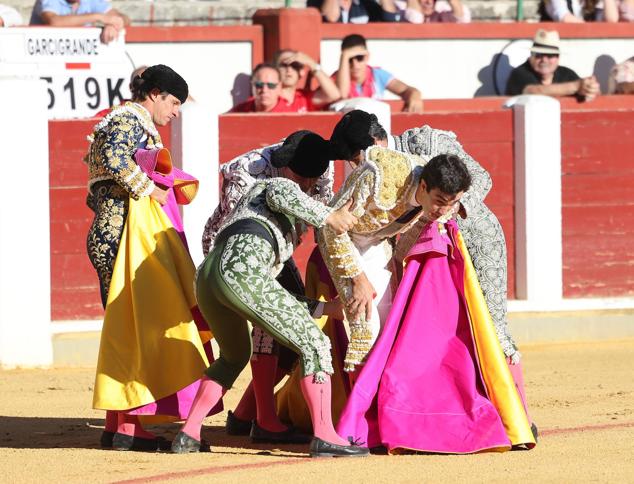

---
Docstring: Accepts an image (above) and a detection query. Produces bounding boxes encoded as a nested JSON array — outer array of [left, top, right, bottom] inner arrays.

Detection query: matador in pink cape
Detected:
[[322, 148, 536, 452]]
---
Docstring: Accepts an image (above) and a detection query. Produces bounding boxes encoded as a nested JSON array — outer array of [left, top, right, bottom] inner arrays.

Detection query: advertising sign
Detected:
[[0, 27, 133, 119]]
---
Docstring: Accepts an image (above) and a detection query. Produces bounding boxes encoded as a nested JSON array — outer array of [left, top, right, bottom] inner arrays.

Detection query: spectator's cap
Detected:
[[141, 64, 189, 103], [271, 130, 330, 178], [530, 29, 560, 55], [329, 110, 376, 160]]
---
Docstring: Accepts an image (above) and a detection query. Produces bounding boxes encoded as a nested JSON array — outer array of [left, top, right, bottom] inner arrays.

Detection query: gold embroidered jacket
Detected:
[[318, 146, 427, 284], [85, 102, 161, 199]]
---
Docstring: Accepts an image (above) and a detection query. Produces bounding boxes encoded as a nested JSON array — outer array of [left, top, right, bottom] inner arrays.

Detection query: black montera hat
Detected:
[[141, 64, 189, 104], [329, 110, 375, 160], [271, 130, 330, 178]]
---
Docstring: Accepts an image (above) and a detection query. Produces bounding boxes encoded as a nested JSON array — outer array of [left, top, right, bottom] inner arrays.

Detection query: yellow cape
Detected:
[[456, 231, 535, 448], [93, 196, 210, 411]]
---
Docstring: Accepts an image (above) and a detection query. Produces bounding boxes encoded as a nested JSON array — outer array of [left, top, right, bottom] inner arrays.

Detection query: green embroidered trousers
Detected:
[[196, 233, 333, 389]]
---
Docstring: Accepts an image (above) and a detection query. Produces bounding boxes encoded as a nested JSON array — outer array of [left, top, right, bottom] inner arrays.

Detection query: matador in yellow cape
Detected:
[[86, 65, 218, 452]]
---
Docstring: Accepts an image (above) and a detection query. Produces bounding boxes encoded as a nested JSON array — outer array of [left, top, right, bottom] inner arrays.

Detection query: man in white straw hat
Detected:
[[505, 29, 599, 101]]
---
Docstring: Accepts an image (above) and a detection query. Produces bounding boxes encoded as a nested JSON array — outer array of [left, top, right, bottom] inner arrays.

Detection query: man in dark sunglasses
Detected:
[[230, 63, 293, 113], [505, 29, 599, 101], [334, 33, 423, 113], [274, 49, 341, 112]]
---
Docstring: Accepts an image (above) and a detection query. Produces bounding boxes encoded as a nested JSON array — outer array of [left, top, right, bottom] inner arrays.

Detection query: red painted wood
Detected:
[[51, 253, 97, 287], [126, 25, 265, 68], [49, 188, 93, 253], [253, 8, 322, 65], [52, 287, 103, 320], [49, 99, 634, 319], [561, 107, 634, 297], [219, 112, 340, 163], [321, 21, 634, 39]]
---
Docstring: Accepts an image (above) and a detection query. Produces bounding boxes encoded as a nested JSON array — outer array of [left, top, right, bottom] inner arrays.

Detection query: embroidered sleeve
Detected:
[[98, 112, 154, 199], [318, 169, 375, 280], [266, 178, 333, 228], [201, 150, 267, 255]]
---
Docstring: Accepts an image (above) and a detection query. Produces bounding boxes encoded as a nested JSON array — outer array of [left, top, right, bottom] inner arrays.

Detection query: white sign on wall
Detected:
[[0, 27, 133, 118]]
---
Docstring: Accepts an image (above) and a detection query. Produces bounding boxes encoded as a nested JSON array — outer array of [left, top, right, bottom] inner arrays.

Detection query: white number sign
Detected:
[[0, 27, 133, 119]]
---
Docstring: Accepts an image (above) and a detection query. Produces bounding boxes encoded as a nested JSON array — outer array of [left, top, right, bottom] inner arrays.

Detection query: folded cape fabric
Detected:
[[93, 195, 210, 412]]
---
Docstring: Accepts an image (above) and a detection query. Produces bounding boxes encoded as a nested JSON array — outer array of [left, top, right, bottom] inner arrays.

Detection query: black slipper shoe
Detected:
[[225, 410, 253, 436], [171, 431, 204, 454], [100, 430, 115, 448], [309, 437, 370, 458], [111, 432, 170, 452], [250, 422, 312, 444]]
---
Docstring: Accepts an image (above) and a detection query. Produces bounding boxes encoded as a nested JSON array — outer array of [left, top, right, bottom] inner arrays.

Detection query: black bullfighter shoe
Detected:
[[309, 437, 370, 458]]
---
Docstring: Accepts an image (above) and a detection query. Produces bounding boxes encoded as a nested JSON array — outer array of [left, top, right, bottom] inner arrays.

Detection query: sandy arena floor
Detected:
[[1, 339, 633, 483]]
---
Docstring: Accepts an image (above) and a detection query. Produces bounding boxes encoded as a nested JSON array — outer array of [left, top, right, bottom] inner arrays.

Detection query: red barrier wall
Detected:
[[48, 96, 634, 320], [560, 97, 634, 297], [125, 26, 264, 68]]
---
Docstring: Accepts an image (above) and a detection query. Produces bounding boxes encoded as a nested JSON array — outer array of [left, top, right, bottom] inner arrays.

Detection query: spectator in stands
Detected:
[[230, 63, 294, 113], [380, 0, 470, 23], [308, 0, 383, 23], [605, 0, 634, 21], [273, 49, 341, 112], [608, 56, 634, 94], [30, 0, 129, 44], [505, 29, 599, 102], [0, 4, 23, 26], [538, 0, 631, 21], [334, 34, 423, 113]]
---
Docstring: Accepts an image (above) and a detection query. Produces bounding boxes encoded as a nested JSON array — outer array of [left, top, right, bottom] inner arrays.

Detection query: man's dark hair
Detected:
[[251, 63, 281, 81], [421, 154, 472, 195], [341, 34, 367, 51]]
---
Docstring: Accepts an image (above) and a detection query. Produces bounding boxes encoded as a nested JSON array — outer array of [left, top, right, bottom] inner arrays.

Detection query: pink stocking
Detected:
[[251, 354, 287, 432], [116, 413, 156, 439], [300, 374, 348, 446], [180, 376, 226, 441], [507, 358, 533, 423], [105, 411, 118, 433]]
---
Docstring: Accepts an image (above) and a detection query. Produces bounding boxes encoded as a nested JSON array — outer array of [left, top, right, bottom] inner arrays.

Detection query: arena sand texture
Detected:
[[1, 339, 633, 483]]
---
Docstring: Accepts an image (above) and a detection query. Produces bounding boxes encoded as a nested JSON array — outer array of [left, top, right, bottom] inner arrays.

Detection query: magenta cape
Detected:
[[337, 220, 511, 453]]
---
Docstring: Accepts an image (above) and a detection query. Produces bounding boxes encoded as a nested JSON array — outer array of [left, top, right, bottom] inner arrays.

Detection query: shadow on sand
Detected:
[[0, 417, 307, 457]]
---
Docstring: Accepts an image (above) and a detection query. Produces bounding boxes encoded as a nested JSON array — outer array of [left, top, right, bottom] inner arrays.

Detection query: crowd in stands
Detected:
[[230, 33, 422, 114], [0, 1, 632, 109], [6, 0, 630, 27], [308, 0, 470, 23], [228, 29, 632, 113], [539, 0, 633, 22], [308, 0, 632, 22]]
